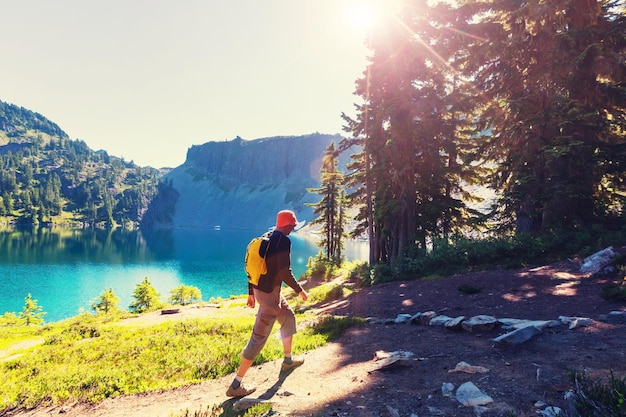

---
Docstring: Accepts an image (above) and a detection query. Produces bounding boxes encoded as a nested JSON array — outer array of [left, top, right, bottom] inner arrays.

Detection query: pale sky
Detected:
[[1, 1, 373, 168]]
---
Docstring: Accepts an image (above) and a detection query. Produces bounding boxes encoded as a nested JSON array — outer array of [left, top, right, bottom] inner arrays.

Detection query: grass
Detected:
[[0, 296, 362, 412], [173, 402, 273, 417]]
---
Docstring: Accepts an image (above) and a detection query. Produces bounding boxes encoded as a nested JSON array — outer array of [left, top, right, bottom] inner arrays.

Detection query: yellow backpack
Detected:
[[244, 232, 271, 285]]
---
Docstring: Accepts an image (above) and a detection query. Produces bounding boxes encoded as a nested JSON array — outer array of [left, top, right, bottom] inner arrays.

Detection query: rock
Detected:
[[493, 325, 542, 347], [444, 316, 465, 331], [426, 406, 445, 415], [580, 246, 615, 274], [448, 361, 489, 374], [498, 318, 528, 329], [386, 405, 400, 417], [600, 310, 626, 324], [498, 318, 560, 330], [442, 382, 455, 397], [461, 315, 498, 332], [409, 312, 422, 324], [429, 315, 453, 326], [394, 313, 412, 324], [530, 320, 561, 330], [420, 311, 437, 325], [372, 350, 415, 371], [539, 406, 563, 417], [455, 382, 494, 406], [559, 316, 593, 329]]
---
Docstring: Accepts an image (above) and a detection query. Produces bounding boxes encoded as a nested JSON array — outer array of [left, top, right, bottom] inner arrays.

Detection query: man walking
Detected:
[[226, 209, 309, 397]]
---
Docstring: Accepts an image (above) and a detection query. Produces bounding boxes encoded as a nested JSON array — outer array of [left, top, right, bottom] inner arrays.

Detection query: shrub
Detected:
[[600, 282, 626, 302], [303, 251, 331, 279], [365, 227, 626, 284], [458, 284, 483, 295], [568, 371, 626, 416], [347, 261, 372, 287]]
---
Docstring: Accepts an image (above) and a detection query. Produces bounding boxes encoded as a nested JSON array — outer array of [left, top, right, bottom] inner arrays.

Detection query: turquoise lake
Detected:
[[0, 227, 368, 323]]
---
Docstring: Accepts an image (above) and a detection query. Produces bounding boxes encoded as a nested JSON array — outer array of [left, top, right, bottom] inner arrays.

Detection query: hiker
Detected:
[[226, 209, 309, 398]]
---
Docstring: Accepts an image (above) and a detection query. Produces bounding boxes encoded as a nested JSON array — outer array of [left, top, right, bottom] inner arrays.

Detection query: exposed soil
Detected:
[[6, 254, 626, 417]]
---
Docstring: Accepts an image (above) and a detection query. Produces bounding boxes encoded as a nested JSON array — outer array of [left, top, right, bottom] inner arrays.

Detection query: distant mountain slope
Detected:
[[0, 99, 163, 227], [0, 100, 67, 144], [157, 134, 344, 231]]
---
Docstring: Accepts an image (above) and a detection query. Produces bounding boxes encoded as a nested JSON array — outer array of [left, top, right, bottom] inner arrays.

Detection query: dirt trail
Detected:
[[10, 338, 377, 417]]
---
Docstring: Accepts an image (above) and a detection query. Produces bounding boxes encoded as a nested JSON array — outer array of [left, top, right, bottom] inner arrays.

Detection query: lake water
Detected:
[[0, 227, 368, 323]]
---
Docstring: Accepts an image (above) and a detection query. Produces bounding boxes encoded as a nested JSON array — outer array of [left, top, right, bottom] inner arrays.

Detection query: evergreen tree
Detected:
[[168, 285, 202, 306], [129, 277, 163, 313], [91, 287, 120, 315], [307, 143, 347, 266], [459, 0, 626, 234], [343, 0, 482, 265], [3, 192, 13, 213], [19, 293, 45, 325]]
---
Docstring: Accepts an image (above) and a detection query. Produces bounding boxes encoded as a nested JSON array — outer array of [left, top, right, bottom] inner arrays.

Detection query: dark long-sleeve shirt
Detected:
[[248, 230, 303, 296]]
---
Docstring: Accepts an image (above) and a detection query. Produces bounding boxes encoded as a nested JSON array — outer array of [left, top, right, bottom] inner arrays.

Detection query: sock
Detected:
[[231, 375, 242, 389], [284, 355, 292, 364]]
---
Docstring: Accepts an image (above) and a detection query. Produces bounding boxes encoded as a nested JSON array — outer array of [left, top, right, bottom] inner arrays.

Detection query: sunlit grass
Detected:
[[0, 303, 362, 412]]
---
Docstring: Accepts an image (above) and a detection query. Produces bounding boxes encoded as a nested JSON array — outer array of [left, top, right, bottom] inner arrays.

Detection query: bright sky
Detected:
[[1, 1, 373, 168]]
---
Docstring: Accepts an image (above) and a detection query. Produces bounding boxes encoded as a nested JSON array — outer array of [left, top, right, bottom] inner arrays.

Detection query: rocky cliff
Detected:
[[163, 133, 344, 232]]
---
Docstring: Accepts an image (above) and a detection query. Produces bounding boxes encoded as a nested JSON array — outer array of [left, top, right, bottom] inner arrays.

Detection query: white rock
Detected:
[[560, 316, 593, 329], [430, 315, 453, 326], [394, 313, 412, 324], [455, 382, 494, 406], [580, 246, 615, 273], [442, 382, 455, 396], [540, 406, 563, 417]]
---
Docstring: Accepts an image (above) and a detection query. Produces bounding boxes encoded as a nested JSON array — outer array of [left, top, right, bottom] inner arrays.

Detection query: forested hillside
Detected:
[[0, 99, 165, 227]]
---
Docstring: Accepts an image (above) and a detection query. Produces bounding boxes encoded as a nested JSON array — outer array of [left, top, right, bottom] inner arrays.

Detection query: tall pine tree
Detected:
[[307, 143, 347, 266]]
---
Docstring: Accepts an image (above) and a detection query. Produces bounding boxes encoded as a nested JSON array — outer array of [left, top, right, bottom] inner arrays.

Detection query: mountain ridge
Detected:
[[160, 133, 344, 231]]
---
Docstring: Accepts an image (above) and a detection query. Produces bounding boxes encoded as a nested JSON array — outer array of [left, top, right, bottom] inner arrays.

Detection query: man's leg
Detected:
[[227, 290, 277, 397], [236, 357, 254, 380], [226, 356, 256, 397], [280, 334, 304, 371], [282, 335, 293, 358], [277, 297, 304, 372]]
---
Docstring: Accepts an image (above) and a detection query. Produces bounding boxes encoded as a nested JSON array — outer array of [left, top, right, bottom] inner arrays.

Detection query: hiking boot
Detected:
[[226, 383, 256, 398], [281, 358, 304, 371]]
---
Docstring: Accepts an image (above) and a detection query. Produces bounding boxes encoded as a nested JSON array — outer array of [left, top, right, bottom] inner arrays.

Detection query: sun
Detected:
[[346, 0, 377, 30], [344, 0, 403, 32]]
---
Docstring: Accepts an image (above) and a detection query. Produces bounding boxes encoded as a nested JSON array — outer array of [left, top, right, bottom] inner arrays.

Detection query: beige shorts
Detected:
[[242, 286, 297, 360]]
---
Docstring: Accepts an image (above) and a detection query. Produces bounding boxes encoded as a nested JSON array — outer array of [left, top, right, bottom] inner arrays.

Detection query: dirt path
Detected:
[[10, 339, 376, 417]]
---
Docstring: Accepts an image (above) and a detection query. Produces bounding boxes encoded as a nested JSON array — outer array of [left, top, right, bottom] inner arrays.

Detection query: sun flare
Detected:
[[345, 0, 401, 31], [346, 0, 377, 30]]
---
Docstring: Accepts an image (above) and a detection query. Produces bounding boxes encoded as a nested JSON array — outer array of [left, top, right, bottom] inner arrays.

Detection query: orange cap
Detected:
[[276, 210, 304, 229]]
